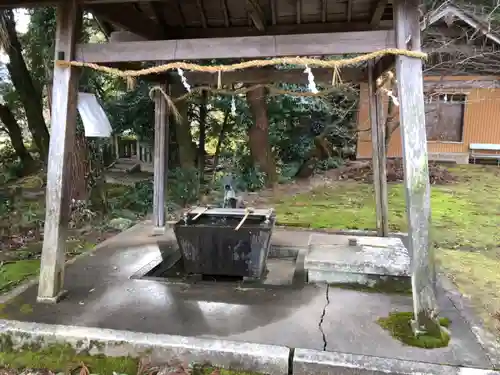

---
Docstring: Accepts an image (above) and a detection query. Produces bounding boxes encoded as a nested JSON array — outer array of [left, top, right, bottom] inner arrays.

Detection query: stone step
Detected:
[[304, 234, 411, 288], [116, 157, 140, 165], [109, 161, 141, 173]]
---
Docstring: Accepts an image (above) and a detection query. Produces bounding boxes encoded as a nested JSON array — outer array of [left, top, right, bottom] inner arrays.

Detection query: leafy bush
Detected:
[[315, 156, 344, 172]]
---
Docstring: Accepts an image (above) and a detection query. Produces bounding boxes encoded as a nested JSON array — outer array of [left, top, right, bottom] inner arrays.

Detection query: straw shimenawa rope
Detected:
[[56, 48, 427, 80], [61, 48, 427, 120]]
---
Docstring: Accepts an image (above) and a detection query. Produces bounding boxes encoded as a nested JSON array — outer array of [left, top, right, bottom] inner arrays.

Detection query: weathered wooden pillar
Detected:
[[375, 68, 389, 237], [152, 83, 168, 234], [37, 0, 82, 303], [394, 0, 439, 333], [114, 135, 119, 159], [367, 60, 389, 237]]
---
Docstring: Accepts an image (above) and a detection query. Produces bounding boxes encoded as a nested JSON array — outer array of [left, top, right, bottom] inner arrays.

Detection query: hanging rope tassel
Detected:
[[126, 77, 136, 91], [331, 66, 342, 86], [217, 71, 222, 89], [148, 85, 182, 123]]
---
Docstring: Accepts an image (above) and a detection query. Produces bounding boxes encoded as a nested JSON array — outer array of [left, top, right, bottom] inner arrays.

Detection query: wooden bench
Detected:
[[470, 143, 500, 165]]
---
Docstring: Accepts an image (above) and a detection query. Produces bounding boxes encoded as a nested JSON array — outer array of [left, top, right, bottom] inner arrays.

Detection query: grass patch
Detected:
[[377, 312, 451, 349], [0, 342, 261, 375], [0, 260, 40, 294], [272, 166, 500, 252], [0, 343, 138, 374]]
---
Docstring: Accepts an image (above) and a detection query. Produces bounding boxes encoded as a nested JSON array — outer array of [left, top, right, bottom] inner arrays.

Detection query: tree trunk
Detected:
[[0, 10, 50, 161], [67, 132, 89, 202], [197, 90, 208, 182], [246, 87, 277, 186], [173, 98, 196, 168], [213, 109, 231, 169], [0, 103, 37, 174], [47, 82, 88, 202]]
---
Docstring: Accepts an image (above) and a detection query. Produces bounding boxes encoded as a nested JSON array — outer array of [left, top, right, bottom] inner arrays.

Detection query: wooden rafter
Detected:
[[93, 16, 113, 38], [321, 0, 327, 23], [270, 0, 277, 25], [88, 4, 162, 40], [221, 0, 230, 27], [92, 20, 392, 40], [296, 0, 301, 24], [150, 2, 168, 37], [176, 0, 186, 28], [371, 0, 388, 27], [346, 0, 352, 22], [247, 0, 266, 32], [196, 0, 208, 28]]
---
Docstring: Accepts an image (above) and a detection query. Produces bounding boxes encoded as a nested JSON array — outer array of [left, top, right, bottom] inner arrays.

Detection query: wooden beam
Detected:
[[394, 0, 438, 333], [38, 0, 82, 304], [371, 0, 388, 27], [247, 0, 266, 31], [191, 67, 361, 85], [196, 0, 208, 28], [76, 30, 396, 62], [347, 0, 352, 22], [184, 66, 362, 85], [176, 0, 186, 28], [152, 81, 168, 233]]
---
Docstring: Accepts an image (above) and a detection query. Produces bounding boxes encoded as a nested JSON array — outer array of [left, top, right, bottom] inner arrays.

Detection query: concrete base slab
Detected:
[[304, 234, 410, 285], [0, 223, 496, 372], [307, 270, 411, 290]]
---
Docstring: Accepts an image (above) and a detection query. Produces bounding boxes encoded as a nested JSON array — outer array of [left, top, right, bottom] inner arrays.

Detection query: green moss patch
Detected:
[[377, 312, 451, 349], [0, 343, 138, 374]]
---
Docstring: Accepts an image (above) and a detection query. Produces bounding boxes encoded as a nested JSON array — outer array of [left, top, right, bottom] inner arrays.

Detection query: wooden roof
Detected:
[[2, 0, 395, 40]]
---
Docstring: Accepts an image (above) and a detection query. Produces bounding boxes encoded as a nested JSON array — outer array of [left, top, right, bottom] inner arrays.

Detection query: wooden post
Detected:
[[375, 86, 389, 237], [37, 0, 81, 303], [394, 0, 439, 334], [114, 135, 119, 159], [152, 82, 168, 235], [367, 60, 384, 236]]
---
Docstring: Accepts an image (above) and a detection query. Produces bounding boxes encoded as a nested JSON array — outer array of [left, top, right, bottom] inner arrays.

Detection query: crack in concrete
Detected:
[[318, 284, 330, 351]]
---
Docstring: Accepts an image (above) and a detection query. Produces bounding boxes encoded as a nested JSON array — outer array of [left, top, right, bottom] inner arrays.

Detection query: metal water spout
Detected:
[[221, 173, 244, 208]]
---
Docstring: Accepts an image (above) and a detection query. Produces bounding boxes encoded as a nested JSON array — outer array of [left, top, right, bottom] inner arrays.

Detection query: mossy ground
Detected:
[[377, 312, 451, 348], [0, 344, 139, 374], [0, 342, 259, 375], [270, 165, 500, 332]]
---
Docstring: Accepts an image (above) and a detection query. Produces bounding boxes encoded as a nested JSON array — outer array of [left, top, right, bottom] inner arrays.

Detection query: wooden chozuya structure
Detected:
[[2, 0, 438, 333]]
